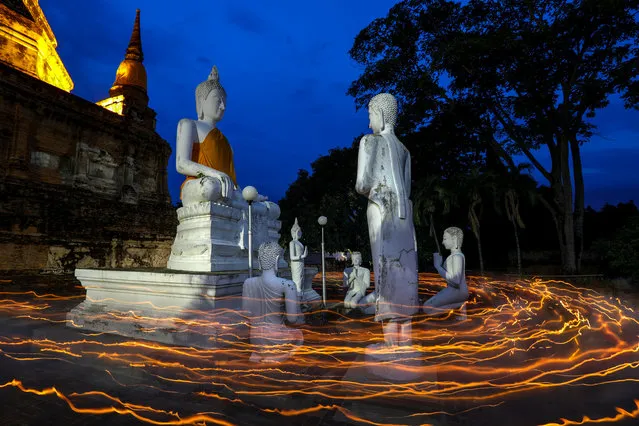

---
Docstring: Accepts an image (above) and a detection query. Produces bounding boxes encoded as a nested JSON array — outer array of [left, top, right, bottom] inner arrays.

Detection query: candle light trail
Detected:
[[0, 274, 637, 425]]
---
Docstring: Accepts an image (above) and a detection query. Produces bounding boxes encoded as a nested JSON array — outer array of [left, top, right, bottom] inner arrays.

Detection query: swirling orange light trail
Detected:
[[0, 274, 637, 425]]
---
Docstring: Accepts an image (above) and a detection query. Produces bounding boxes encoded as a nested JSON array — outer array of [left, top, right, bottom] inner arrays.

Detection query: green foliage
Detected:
[[594, 216, 639, 285], [277, 140, 370, 262], [585, 201, 639, 248], [348, 0, 639, 273]]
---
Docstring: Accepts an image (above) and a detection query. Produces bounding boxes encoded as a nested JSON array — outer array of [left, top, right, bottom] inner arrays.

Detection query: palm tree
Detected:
[[504, 188, 525, 275], [462, 167, 498, 276], [413, 175, 459, 255], [413, 175, 443, 253], [503, 166, 538, 276]]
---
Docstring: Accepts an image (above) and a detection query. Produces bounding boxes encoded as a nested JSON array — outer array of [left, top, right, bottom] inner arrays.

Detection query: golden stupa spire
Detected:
[[125, 9, 143, 62], [111, 9, 147, 92], [97, 8, 156, 128]]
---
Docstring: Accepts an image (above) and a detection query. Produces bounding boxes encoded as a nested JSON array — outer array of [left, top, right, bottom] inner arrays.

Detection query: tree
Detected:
[[461, 166, 499, 275], [413, 175, 444, 253], [495, 163, 539, 276], [594, 215, 639, 286], [278, 141, 370, 261], [348, 0, 639, 273], [407, 95, 489, 269]]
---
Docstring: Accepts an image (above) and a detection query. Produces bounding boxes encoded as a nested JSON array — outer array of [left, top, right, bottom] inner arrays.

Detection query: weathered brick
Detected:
[[0, 62, 177, 290]]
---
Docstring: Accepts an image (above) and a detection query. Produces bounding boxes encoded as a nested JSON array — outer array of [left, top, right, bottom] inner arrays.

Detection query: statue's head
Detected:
[[368, 93, 398, 134], [443, 226, 464, 250], [291, 217, 301, 240], [351, 251, 362, 267], [258, 241, 283, 271], [196, 66, 227, 121]]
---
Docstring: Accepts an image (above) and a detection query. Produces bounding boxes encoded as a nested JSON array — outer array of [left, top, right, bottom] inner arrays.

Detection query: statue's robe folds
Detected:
[[242, 276, 303, 362], [180, 128, 237, 199], [355, 133, 419, 322], [289, 240, 305, 293]]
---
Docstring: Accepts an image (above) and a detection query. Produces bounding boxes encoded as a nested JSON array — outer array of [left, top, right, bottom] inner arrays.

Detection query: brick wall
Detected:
[[0, 63, 177, 289]]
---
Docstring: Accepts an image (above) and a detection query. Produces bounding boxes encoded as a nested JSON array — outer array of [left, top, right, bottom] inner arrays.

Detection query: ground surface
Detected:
[[1, 273, 638, 426]]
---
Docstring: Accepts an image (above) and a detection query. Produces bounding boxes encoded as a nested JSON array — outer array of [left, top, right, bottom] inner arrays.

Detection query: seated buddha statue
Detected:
[[167, 66, 281, 273], [242, 241, 304, 363], [176, 66, 265, 206]]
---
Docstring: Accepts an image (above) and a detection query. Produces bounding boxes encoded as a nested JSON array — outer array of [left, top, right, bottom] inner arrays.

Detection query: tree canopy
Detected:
[[278, 141, 370, 263], [348, 0, 639, 273]]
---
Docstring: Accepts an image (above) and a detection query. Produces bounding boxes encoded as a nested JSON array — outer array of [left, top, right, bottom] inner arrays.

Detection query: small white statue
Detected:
[[423, 226, 469, 315], [342, 252, 371, 309], [242, 241, 304, 363], [355, 92, 419, 348], [289, 218, 308, 294]]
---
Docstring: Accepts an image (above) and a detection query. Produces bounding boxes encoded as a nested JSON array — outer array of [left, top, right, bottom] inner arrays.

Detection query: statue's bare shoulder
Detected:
[[360, 133, 382, 154], [177, 118, 197, 140], [361, 133, 383, 143], [177, 118, 196, 130]]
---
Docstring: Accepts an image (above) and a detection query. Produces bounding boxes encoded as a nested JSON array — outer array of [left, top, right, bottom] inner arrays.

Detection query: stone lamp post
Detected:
[[318, 215, 327, 306], [242, 186, 258, 277]]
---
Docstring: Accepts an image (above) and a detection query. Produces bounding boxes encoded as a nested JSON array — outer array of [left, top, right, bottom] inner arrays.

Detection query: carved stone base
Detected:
[[300, 288, 321, 304], [67, 268, 254, 348], [67, 302, 244, 349], [167, 201, 285, 272], [67, 267, 303, 349]]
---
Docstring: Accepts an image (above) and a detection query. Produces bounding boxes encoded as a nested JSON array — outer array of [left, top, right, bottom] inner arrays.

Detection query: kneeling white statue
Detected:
[[423, 226, 469, 315], [342, 252, 371, 309], [242, 241, 304, 363]]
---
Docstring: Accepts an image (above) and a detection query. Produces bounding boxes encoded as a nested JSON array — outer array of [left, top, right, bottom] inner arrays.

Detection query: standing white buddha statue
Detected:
[[288, 218, 308, 294], [355, 92, 419, 348]]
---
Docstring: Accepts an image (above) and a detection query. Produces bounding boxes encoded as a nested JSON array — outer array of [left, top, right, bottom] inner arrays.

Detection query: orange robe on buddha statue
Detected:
[[180, 128, 237, 199]]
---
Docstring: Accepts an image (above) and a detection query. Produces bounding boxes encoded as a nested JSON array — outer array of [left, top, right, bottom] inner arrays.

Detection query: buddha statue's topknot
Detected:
[[258, 241, 283, 271], [368, 93, 398, 127], [195, 65, 227, 119]]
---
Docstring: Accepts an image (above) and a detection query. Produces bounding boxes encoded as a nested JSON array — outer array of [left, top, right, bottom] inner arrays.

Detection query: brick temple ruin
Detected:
[[0, 2, 176, 289]]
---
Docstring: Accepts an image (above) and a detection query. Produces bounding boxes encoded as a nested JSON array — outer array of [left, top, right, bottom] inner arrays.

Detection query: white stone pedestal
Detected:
[[67, 268, 293, 349], [167, 201, 286, 272]]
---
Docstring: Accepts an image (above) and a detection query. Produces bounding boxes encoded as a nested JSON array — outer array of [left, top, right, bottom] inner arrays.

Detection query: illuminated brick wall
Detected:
[[0, 0, 73, 92]]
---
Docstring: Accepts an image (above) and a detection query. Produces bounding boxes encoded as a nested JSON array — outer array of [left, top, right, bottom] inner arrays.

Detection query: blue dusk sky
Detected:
[[39, 0, 638, 210]]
